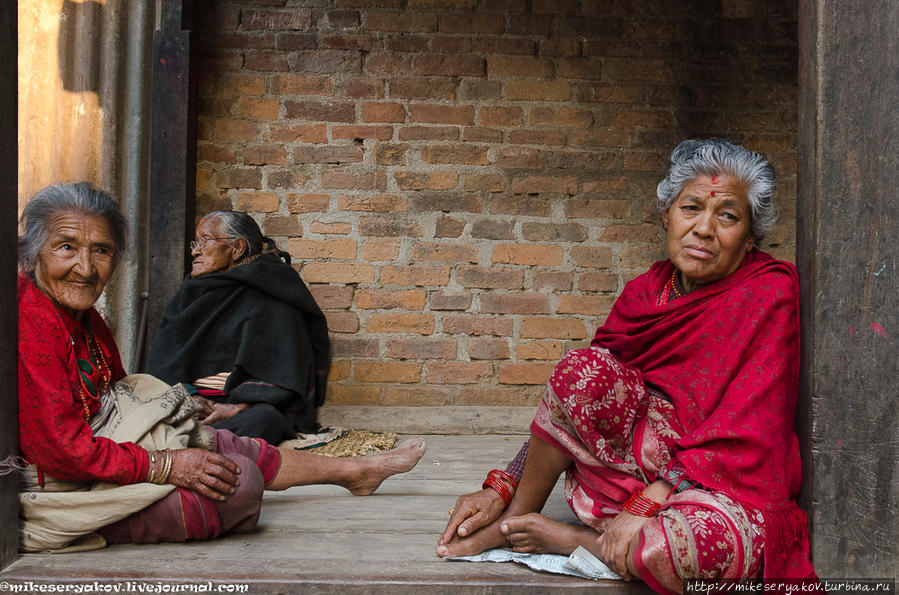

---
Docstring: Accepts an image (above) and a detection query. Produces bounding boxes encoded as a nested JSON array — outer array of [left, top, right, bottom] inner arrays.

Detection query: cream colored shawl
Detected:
[[19, 374, 212, 553]]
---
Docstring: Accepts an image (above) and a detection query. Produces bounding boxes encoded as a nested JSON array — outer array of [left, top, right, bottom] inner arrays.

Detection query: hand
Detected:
[[191, 395, 216, 419], [438, 488, 506, 546], [596, 511, 650, 580], [167, 448, 241, 501], [201, 402, 249, 425]]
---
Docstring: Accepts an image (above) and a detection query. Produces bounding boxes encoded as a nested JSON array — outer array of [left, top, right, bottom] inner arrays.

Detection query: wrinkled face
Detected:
[[662, 174, 755, 292], [190, 217, 242, 277], [35, 212, 117, 317]]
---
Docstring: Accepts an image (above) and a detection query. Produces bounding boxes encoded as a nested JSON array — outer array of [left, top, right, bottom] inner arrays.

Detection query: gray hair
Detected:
[[656, 138, 776, 241], [202, 210, 291, 264], [18, 182, 128, 272]]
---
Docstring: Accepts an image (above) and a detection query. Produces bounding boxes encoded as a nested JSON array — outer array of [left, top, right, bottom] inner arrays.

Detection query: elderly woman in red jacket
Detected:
[[437, 139, 817, 593], [15, 182, 425, 551]]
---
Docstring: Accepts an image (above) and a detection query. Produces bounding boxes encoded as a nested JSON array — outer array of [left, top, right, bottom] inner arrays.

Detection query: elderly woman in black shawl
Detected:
[[146, 211, 329, 444]]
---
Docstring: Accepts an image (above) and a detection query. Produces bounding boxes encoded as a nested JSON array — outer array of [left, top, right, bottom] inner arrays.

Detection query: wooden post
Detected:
[[797, 0, 898, 576], [145, 0, 196, 366], [0, 0, 18, 572]]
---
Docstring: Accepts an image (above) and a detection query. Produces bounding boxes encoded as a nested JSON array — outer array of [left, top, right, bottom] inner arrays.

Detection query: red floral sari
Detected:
[[531, 250, 816, 593]]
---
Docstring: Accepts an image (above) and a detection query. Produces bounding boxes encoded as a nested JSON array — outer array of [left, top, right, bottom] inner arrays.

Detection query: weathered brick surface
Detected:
[[196, 1, 799, 406]]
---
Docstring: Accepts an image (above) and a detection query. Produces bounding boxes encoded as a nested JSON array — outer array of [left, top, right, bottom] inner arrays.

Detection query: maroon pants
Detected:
[[98, 429, 282, 544]]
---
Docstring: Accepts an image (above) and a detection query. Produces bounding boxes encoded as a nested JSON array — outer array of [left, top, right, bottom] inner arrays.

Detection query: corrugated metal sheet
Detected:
[[18, 0, 155, 368]]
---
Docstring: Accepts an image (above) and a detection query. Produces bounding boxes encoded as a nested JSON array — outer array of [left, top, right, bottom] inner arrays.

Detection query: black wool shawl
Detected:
[[146, 254, 330, 426]]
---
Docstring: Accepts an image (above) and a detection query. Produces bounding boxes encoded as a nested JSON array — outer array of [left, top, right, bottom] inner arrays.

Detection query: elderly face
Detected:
[[190, 217, 244, 277], [35, 212, 117, 317], [662, 174, 755, 292]]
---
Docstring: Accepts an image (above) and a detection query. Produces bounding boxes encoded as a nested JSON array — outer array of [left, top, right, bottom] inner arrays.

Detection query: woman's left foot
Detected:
[[346, 437, 427, 496]]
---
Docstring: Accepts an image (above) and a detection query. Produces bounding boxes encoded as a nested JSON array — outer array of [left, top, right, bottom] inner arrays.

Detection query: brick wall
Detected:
[[195, 0, 798, 408]]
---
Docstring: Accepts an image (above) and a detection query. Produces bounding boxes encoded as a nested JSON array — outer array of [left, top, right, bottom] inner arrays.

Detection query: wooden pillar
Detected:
[[0, 0, 18, 572], [145, 0, 196, 366], [797, 0, 898, 576]]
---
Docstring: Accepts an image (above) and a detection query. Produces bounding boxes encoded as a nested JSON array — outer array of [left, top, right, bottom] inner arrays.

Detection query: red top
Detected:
[[17, 271, 149, 484]]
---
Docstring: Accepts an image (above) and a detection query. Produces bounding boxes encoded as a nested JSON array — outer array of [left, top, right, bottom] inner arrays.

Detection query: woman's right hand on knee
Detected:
[[439, 488, 505, 545], [168, 448, 241, 501]]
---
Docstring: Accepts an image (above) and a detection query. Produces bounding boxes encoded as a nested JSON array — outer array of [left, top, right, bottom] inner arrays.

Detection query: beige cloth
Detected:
[[19, 374, 212, 553]]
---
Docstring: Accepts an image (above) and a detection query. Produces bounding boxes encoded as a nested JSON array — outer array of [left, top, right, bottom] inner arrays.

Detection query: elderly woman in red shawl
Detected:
[[437, 139, 816, 592]]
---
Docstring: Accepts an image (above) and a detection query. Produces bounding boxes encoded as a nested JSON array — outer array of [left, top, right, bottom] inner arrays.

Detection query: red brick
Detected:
[[511, 176, 577, 195], [465, 174, 507, 193], [456, 386, 539, 406], [355, 362, 422, 383], [365, 54, 411, 75], [521, 222, 587, 242], [582, 177, 628, 195], [385, 338, 457, 360], [566, 199, 630, 219], [411, 242, 477, 264], [325, 9, 361, 28], [366, 11, 437, 33], [529, 107, 593, 128], [487, 56, 552, 78], [310, 285, 355, 310], [361, 102, 406, 123], [397, 126, 459, 141], [340, 77, 386, 98], [310, 221, 352, 235], [275, 33, 316, 51], [571, 245, 613, 269], [463, 127, 503, 143], [244, 50, 289, 72], [456, 266, 524, 289], [268, 170, 310, 190], [479, 106, 523, 127], [390, 77, 458, 101], [429, 36, 471, 54], [330, 337, 379, 358], [294, 146, 364, 165], [458, 79, 502, 101], [328, 362, 351, 382], [506, 80, 571, 102], [492, 244, 563, 266], [321, 34, 378, 51], [621, 151, 668, 172], [261, 214, 301, 237], [533, 271, 572, 292], [559, 57, 604, 80], [237, 97, 280, 120], [604, 59, 674, 83], [236, 192, 279, 213], [213, 74, 265, 96], [204, 32, 276, 50], [470, 37, 535, 55], [438, 13, 504, 34], [421, 145, 489, 166], [323, 311, 361, 333], [198, 144, 236, 164], [355, 289, 427, 310], [429, 291, 471, 311], [216, 168, 262, 190], [214, 119, 258, 142], [480, 293, 550, 315], [619, 244, 666, 269], [435, 216, 465, 238], [507, 129, 566, 146], [287, 193, 330, 213], [394, 171, 459, 191], [362, 239, 401, 261], [265, 123, 328, 144], [412, 55, 485, 77], [384, 34, 429, 52], [284, 100, 354, 122], [570, 129, 633, 148], [409, 104, 475, 126], [426, 362, 493, 384], [516, 340, 563, 361], [499, 362, 555, 385], [520, 317, 587, 339], [272, 74, 334, 96], [330, 126, 394, 141], [244, 145, 286, 165], [577, 83, 644, 104], [380, 265, 450, 286], [302, 262, 375, 284], [373, 143, 410, 165], [538, 38, 579, 57], [366, 313, 435, 334], [326, 384, 381, 406], [288, 238, 357, 260], [467, 337, 510, 360], [599, 223, 662, 243], [243, 9, 311, 31], [338, 193, 408, 213], [442, 315, 513, 337], [557, 295, 616, 316], [322, 171, 387, 190], [409, 193, 481, 214], [495, 147, 541, 169], [383, 387, 451, 406], [578, 272, 619, 292], [359, 215, 426, 237], [509, 14, 552, 36]]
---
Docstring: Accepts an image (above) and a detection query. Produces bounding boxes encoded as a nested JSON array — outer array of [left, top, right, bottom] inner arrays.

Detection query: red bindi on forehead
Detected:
[[710, 190, 716, 196], [711, 176, 718, 184]]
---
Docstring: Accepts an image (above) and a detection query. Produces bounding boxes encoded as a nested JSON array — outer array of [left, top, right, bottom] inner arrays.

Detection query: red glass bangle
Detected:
[[622, 490, 661, 517], [482, 469, 515, 506]]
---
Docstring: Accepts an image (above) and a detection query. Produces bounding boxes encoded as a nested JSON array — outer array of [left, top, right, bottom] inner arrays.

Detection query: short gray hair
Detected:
[[656, 138, 776, 241], [18, 182, 128, 272]]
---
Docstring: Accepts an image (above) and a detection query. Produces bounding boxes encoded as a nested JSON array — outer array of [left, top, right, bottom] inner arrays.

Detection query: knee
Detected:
[[217, 454, 265, 535]]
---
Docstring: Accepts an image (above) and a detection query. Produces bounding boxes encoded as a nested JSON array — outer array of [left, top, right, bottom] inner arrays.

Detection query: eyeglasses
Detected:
[[190, 236, 234, 251]]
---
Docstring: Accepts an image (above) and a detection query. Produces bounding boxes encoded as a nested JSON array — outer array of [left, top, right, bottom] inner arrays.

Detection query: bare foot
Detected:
[[436, 519, 508, 558], [345, 437, 427, 496], [500, 513, 601, 555]]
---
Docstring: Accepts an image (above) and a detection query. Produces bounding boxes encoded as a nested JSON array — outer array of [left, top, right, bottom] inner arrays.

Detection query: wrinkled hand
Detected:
[[596, 511, 650, 580], [191, 395, 216, 420], [438, 488, 506, 546], [201, 402, 249, 425], [167, 448, 240, 501]]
